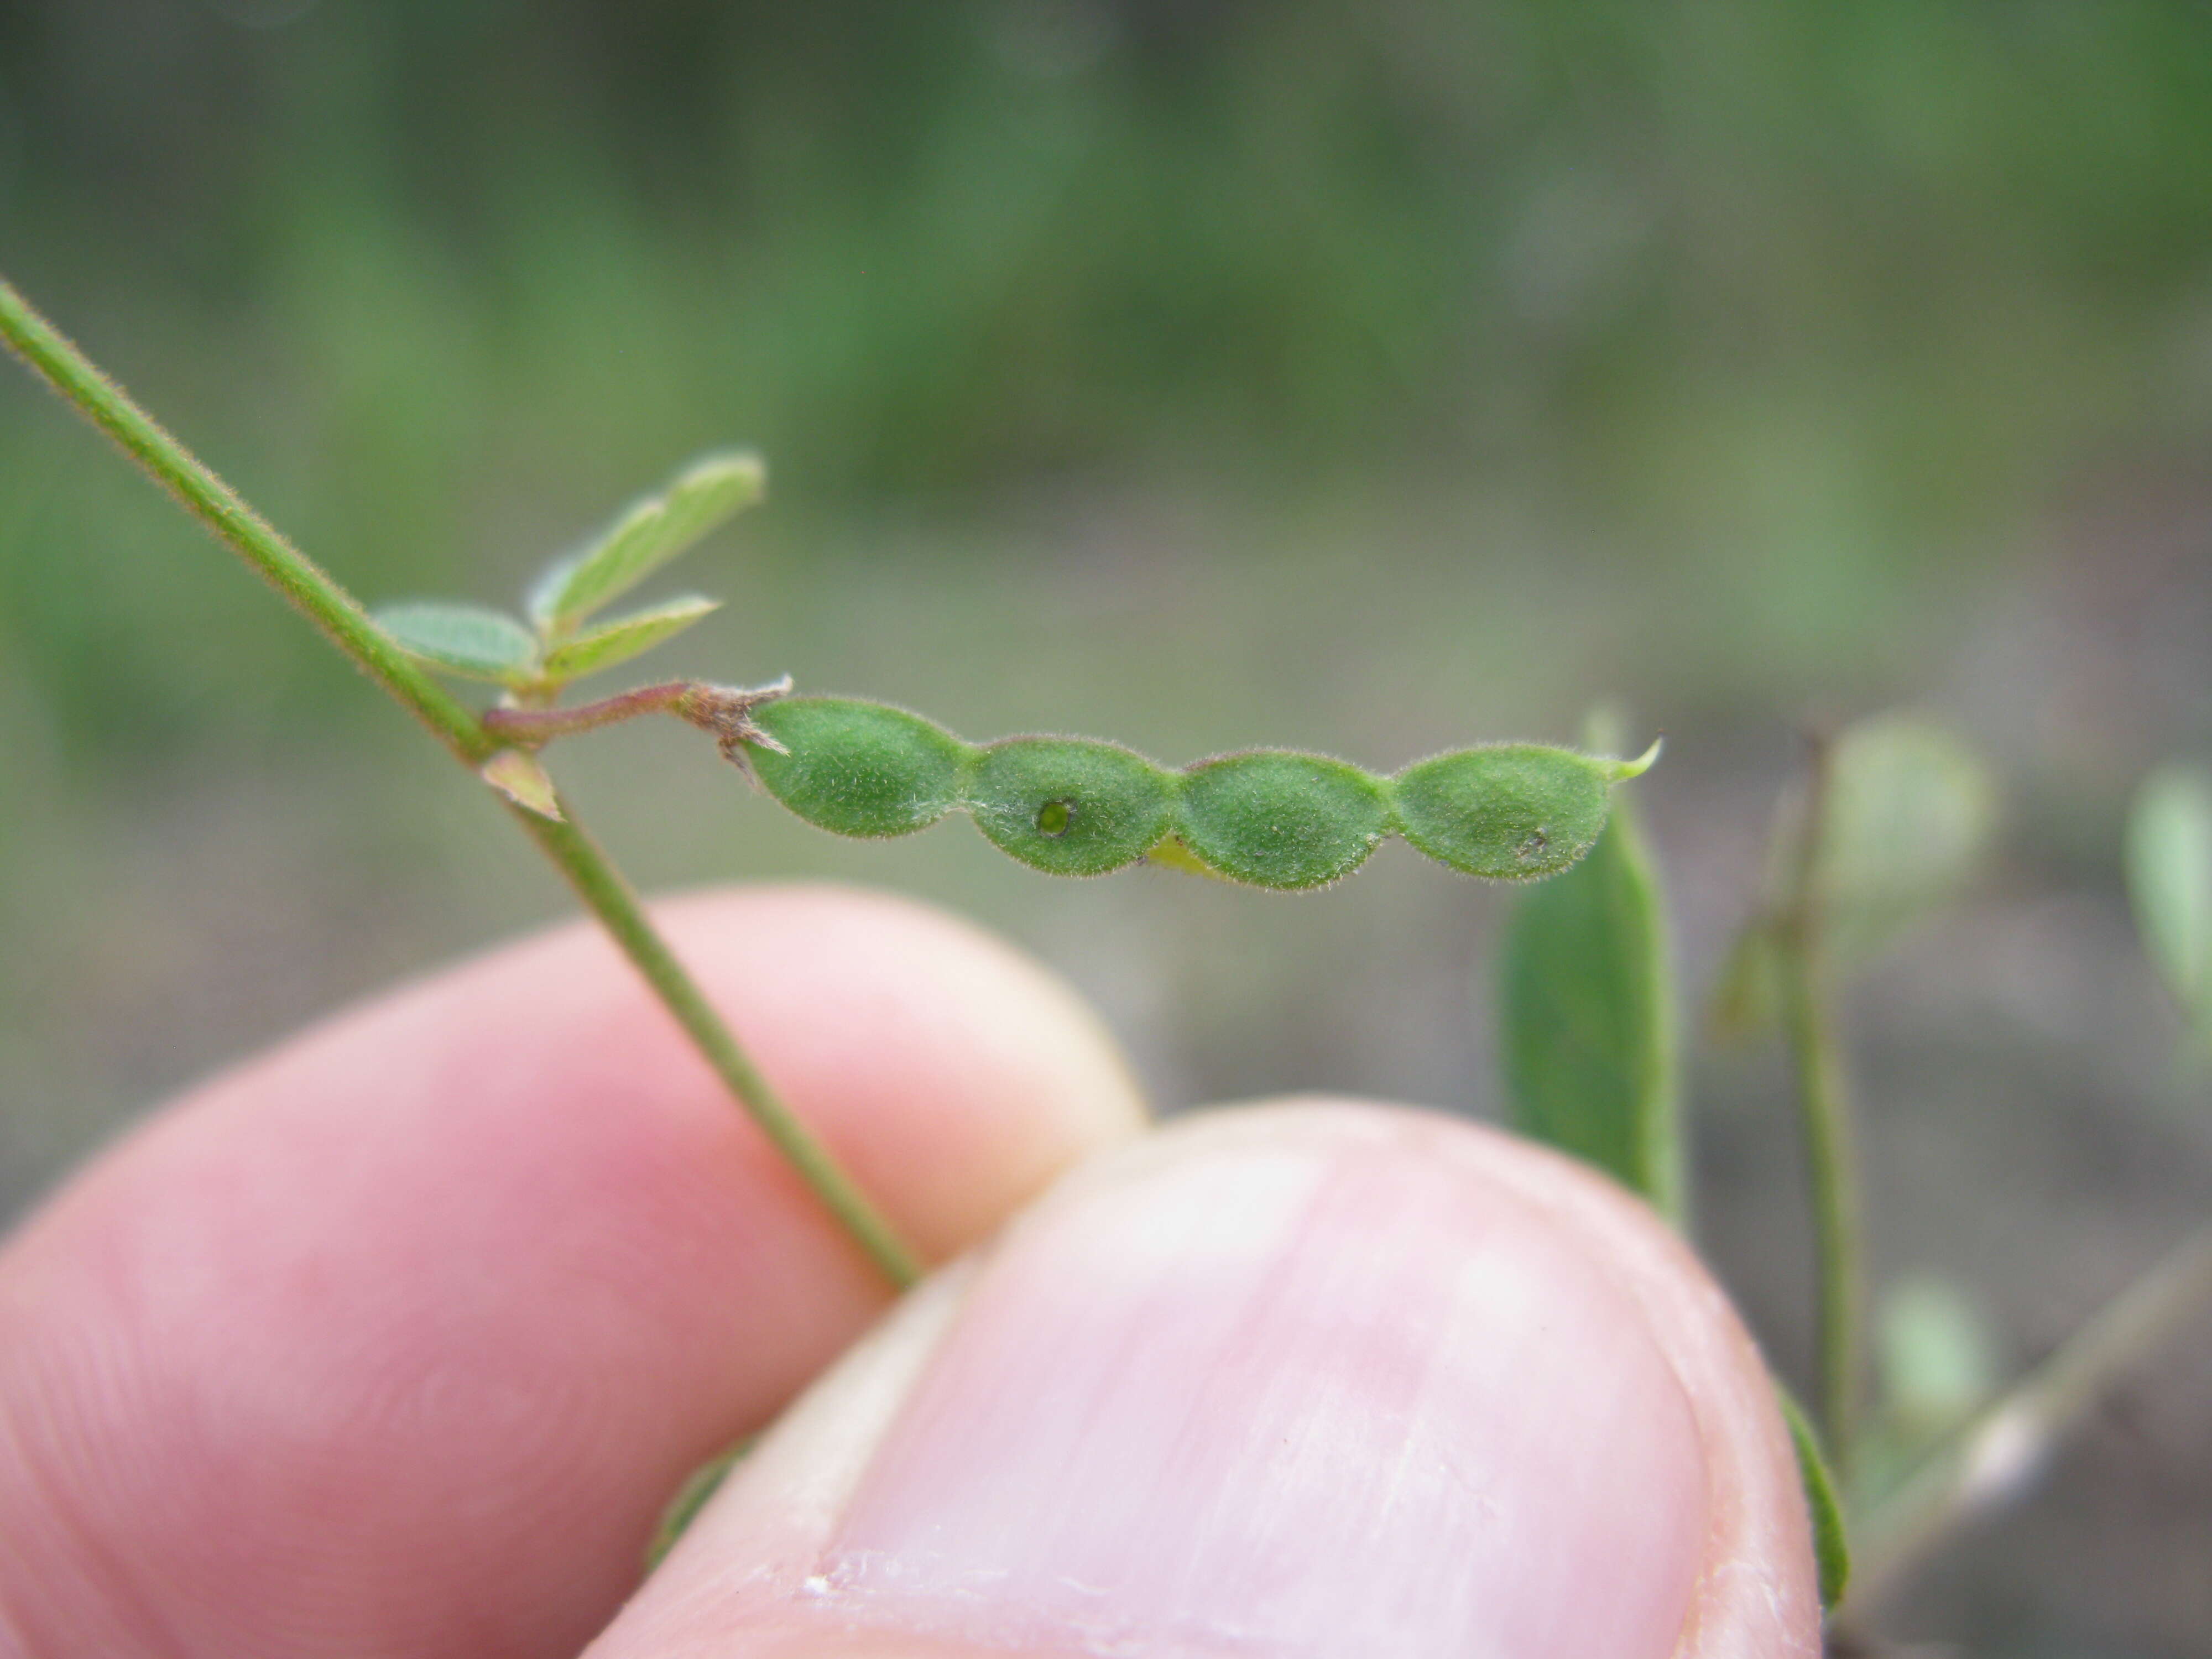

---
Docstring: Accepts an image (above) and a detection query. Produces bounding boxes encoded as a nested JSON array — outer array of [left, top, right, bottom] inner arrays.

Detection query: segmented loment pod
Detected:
[[745, 696, 1658, 891]]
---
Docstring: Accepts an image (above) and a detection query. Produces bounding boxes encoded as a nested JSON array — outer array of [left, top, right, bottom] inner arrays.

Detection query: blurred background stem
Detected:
[[0, 274, 922, 1291], [1841, 1222, 2212, 1622], [1780, 732, 1865, 1476]]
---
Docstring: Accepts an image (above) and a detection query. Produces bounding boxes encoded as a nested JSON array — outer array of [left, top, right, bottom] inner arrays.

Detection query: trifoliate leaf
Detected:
[[540, 595, 722, 683], [530, 451, 764, 631], [376, 601, 540, 684]]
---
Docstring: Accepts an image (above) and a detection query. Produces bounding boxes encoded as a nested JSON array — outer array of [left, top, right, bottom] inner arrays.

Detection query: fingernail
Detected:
[[613, 1112, 1713, 1658]]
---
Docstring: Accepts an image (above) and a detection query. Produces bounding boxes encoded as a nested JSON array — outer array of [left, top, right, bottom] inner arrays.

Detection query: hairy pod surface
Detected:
[[1393, 744, 1613, 879], [970, 737, 1178, 876], [743, 696, 1645, 889], [748, 697, 971, 837], [1176, 751, 1392, 889]]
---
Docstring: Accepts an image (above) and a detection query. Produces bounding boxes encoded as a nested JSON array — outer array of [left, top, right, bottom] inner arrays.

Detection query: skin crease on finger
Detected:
[[0, 885, 1149, 1659], [593, 1104, 1822, 1659]]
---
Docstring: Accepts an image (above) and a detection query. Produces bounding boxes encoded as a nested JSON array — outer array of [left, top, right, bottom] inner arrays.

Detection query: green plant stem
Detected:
[[515, 811, 921, 1285], [1840, 1222, 2212, 1621], [1781, 943, 1862, 1475], [0, 278, 491, 766], [1, 275, 923, 1290], [1780, 732, 1864, 1477]]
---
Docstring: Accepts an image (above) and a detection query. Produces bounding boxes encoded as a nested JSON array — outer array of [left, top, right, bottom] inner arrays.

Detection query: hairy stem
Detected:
[[1779, 732, 1864, 1475], [0, 278, 492, 766], [1, 275, 923, 1290], [486, 681, 700, 743], [484, 675, 792, 760]]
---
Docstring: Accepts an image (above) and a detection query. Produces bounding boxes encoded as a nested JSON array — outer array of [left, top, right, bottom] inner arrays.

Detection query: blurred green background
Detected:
[[4, 2, 2211, 1650]]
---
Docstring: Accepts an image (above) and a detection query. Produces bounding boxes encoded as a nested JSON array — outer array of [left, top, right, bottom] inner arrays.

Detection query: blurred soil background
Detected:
[[3, 3, 2212, 1651]]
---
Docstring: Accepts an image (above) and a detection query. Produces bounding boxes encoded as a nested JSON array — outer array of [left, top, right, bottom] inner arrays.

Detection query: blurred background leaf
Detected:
[[2126, 761, 2212, 1059], [1861, 1273, 2004, 1508], [1499, 719, 1682, 1222], [1880, 1276, 2004, 1443], [1812, 719, 2002, 967]]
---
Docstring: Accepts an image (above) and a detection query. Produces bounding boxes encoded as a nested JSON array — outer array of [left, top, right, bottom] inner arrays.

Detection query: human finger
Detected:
[[0, 884, 1147, 1658], [596, 1102, 1820, 1658]]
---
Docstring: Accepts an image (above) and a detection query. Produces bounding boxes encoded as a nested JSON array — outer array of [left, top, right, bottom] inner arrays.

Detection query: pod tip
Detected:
[[1607, 735, 1664, 781]]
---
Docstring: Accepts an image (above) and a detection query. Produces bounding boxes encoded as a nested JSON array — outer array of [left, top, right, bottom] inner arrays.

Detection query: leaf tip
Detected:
[[681, 448, 768, 503], [1777, 1386, 1851, 1612]]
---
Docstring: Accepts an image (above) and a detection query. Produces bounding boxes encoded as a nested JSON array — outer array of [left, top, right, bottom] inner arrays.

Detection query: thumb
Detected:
[[592, 1103, 1822, 1658]]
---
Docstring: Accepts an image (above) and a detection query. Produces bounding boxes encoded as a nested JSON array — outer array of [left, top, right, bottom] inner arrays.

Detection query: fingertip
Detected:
[[604, 1102, 1820, 1659]]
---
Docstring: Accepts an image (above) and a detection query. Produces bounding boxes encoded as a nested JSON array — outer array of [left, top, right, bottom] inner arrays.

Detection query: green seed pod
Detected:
[[968, 737, 1176, 877], [1391, 744, 1615, 880], [1175, 751, 1391, 890], [749, 696, 973, 837], [738, 692, 1655, 890]]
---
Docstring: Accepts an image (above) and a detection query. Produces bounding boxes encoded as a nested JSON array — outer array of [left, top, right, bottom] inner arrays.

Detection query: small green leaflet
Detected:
[[378, 450, 755, 695], [531, 451, 764, 632], [1500, 781, 1684, 1224], [1777, 1385, 1852, 1611], [541, 594, 722, 681], [376, 601, 540, 684], [2126, 762, 2212, 1046]]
